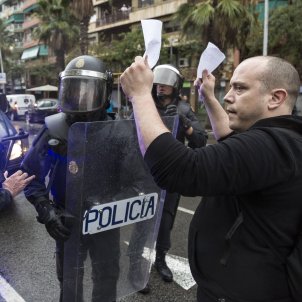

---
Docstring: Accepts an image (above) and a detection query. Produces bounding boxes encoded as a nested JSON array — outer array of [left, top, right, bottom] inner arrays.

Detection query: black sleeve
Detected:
[[185, 108, 208, 148], [21, 126, 53, 203], [0, 189, 13, 206], [144, 130, 295, 197]]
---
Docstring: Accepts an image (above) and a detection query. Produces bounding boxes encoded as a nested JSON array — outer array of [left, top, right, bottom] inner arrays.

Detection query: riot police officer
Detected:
[[131, 64, 207, 293], [22, 55, 118, 302]]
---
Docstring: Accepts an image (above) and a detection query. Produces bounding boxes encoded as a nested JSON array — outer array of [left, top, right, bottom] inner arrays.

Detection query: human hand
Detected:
[[35, 200, 71, 241], [2, 170, 35, 198], [194, 70, 216, 103], [164, 104, 177, 116], [120, 56, 154, 101], [179, 114, 192, 130], [201, 69, 216, 100]]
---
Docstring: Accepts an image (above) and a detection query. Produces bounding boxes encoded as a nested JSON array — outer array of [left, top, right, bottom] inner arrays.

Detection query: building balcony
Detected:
[[95, 10, 130, 28], [22, 0, 38, 11], [22, 39, 39, 49], [6, 23, 24, 33], [89, 0, 187, 33], [92, 0, 108, 4], [22, 16, 39, 29]]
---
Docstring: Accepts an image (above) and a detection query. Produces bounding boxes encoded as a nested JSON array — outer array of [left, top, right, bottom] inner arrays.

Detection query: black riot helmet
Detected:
[[152, 64, 184, 102], [59, 55, 113, 114]]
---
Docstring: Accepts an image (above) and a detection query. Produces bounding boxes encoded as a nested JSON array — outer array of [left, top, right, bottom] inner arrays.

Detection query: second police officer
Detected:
[[144, 64, 208, 291], [21, 55, 119, 302]]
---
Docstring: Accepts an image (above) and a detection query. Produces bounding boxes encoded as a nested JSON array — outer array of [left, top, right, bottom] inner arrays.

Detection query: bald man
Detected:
[[121, 56, 302, 302]]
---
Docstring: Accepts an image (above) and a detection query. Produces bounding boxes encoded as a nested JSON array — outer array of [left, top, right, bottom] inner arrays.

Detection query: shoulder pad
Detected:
[[45, 112, 69, 141]]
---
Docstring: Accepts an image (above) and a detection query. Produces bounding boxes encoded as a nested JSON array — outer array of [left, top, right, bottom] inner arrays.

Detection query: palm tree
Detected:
[[69, 0, 94, 55], [33, 0, 80, 72], [175, 0, 260, 56]]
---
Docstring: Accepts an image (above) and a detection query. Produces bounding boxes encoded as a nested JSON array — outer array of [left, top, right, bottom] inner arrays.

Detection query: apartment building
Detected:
[[89, 0, 188, 67], [89, 0, 195, 110], [0, 0, 51, 92], [0, 0, 25, 92]]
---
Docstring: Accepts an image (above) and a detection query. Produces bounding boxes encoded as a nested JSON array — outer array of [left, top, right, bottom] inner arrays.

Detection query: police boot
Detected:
[[138, 282, 150, 294], [128, 257, 151, 294], [154, 250, 173, 282]]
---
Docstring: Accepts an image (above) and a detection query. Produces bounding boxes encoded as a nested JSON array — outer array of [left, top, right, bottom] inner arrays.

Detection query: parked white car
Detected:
[[6, 94, 36, 120]]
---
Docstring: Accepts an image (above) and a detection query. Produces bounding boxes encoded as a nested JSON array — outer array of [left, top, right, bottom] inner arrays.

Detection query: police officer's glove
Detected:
[[164, 104, 178, 116], [35, 200, 71, 242], [179, 114, 192, 131]]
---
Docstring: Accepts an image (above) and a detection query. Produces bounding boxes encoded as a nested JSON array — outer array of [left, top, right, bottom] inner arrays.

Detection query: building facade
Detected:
[[0, 0, 52, 93]]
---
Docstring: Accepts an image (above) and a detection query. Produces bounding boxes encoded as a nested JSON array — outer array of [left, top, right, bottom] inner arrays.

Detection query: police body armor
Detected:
[[62, 117, 177, 301]]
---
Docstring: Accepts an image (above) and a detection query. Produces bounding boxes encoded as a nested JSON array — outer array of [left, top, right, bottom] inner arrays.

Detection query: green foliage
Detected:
[[90, 29, 146, 71], [177, 40, 204, 63], [69, 0, 94, 54], [268, 0, 302, 75], [5, 50, 25, 81], [0, 19, 14, 69], [89, 29, 202, 72], [69, 0, 94, 20], [25, 63, 58, 84], [175, 0, 260, 53], [33, 0, 80, 70]]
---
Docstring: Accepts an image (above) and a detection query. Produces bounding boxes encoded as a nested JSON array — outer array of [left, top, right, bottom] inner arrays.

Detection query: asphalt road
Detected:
[[0, 120, 207, 302]]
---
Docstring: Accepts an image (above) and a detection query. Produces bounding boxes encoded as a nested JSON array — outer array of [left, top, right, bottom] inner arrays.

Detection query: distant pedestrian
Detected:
[[121, 4, 128, 15]]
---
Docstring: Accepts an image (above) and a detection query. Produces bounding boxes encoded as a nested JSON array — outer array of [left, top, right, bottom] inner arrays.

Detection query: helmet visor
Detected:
[[59, 76, 107, 113], [153, 68, 179, 87]]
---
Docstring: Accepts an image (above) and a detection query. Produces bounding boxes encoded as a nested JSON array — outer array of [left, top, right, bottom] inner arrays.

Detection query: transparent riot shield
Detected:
[[63, 117, 177, 302]]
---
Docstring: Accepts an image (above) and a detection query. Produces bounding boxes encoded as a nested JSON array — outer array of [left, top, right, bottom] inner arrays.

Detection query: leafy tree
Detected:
[[90, 28, 197, 72], [175, 0, 260, 56], [268, 0, 302, 74], [25, 63, 58, 85], [33, 0, 80, 72], [90, 29, 147, 71], [0, 19, 13, 72], [6, 50, 25, 93], [69, 0, 94, 55]]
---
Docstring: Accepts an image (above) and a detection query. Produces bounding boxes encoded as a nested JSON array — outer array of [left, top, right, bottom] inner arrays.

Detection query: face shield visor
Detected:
[[59, 69, 108, 113], [153, 66, 180, 88]]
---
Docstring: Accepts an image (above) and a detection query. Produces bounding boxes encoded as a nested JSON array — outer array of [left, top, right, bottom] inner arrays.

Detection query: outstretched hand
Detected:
[[2, 170, 35, 198], [194, 70, 216, 102], [120, 56, 154, 101]]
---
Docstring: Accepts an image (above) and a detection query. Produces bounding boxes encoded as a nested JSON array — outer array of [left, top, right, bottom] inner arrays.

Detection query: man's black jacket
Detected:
[[145, 115, 302, 302]]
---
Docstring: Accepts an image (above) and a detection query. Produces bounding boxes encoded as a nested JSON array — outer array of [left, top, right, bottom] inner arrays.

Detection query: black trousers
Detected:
[[56, 229, 120, 302], [156, 192, 180, 252]]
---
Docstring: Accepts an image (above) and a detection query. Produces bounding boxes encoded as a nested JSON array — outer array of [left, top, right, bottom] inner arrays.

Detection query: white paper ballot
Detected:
[[141, 19, 162, 69], [197, 42, 225, 78]]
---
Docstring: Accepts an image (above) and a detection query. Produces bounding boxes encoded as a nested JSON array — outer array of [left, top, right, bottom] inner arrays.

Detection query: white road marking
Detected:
[[165, 253, 196, 290], [177, 206, 194, 215], [0, 274, 26, 302], [125, 242, 196, 290]]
